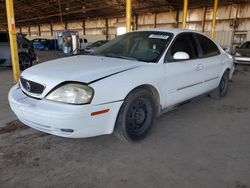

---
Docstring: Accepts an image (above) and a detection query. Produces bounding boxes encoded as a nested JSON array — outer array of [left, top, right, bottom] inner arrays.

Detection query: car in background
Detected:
[[31, 38, 51, 51], [235, 41, 250, 64], [0, 32, 37, 70], [9, 29, 234, 142], [221, 45, 231, 55], [79, 38, 89, 50], [84, 40, 109, 54], [48, 39, 58, 50]]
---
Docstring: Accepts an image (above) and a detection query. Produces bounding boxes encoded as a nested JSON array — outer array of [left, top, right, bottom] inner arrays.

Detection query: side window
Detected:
[[168, 33, 198, 61], [241, 42, 250, 49], [196, 34, 220, 58]]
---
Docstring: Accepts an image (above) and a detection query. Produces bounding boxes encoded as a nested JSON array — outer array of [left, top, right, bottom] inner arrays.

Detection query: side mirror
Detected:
[[173, 51, 190, 60]]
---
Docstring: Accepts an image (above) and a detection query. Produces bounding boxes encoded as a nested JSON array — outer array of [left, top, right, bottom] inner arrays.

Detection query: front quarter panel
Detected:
[[221, 50, 234, 80], [89, 63, 165, 106]]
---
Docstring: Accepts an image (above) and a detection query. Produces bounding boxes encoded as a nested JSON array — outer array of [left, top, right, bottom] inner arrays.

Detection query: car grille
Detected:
[[20, 77, 45, 94]]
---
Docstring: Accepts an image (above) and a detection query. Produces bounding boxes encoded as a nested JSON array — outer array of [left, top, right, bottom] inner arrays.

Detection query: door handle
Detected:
[[195, 64, 203, 71]]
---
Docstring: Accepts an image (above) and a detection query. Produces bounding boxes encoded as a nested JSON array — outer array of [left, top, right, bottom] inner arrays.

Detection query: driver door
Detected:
[[163, 33, 205, 107]]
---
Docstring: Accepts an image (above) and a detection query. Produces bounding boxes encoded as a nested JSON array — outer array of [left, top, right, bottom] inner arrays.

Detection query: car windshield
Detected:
[[92, 31, 172, 62], [240, 42, 250, 49]]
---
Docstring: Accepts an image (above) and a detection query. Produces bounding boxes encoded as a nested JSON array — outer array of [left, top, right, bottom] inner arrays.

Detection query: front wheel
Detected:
[[114, 89, 156, 142], [209, 70, 229, 99]]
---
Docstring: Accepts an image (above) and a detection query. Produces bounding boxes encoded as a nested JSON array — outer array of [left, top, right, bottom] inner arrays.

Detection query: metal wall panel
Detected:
[[53, 22, 65, 31], [21, 3, 250, 43], [67, 21, 83, 30], [156, 12, 176, 24]]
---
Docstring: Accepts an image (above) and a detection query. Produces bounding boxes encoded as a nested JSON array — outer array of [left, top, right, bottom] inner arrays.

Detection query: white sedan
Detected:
[[9, 29, 234, 142]]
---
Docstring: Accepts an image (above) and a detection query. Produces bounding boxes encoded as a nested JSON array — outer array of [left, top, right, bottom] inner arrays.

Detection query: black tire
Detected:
[[209, 70, 230, 99], [19, 53, 32, 70], [114, 89, 156, 142]]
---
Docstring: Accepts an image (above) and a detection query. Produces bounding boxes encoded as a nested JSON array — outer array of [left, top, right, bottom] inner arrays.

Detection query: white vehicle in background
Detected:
[[9, 29, 234, 142], [235, 41, 250, 64], [84, 40, 109, 54], [79, 38, 89, 50]]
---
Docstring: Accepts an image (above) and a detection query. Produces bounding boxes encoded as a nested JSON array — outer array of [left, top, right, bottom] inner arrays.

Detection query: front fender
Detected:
[[89, 64, 165, 106]]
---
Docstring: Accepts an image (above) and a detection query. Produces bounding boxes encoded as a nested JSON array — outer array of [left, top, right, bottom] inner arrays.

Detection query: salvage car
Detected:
[[9, 29, 234, 142], [84, 40, 109, 54], [235, 41, 250, 64], [31, 38, 51, 51], [0, 32, 37, 70]]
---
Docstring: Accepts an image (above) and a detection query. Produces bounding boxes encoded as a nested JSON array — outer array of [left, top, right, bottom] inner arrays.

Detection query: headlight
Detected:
[[235, 52, 241, 57], [45, 83, 94, 104]]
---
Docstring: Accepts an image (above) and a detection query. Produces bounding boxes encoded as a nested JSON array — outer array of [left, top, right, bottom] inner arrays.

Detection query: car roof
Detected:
[[134, 28, 206, 36]]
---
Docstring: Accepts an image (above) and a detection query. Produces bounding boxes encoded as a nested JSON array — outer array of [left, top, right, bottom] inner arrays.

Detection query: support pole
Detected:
[[176, 9, 179, 28], [50, 23, 53, 36], [126, 0, 132, 32], [65, 22, 68, 30], [154, 13, 157, 28], [28, 26, 31, 36], [134, 15, 138, 30], [82, 20, 86, 35], [6, 0, 20, 82], [182, 0, 188, 28], [210, 0, 219, 38], [105, 18, 108, 40], [201, 6, 207, 32], [38, 25, 41, 36]]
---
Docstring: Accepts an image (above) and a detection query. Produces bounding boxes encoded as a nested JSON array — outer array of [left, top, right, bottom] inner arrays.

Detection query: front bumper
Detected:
[[8, 85, 123, 138], [235, 56, 250, 64]]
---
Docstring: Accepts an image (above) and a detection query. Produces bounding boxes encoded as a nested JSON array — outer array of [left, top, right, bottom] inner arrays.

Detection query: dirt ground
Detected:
[[0, 51, 250, 188]]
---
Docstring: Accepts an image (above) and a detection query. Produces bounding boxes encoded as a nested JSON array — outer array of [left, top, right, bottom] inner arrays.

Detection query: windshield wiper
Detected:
[[100, 53, 138, 61]]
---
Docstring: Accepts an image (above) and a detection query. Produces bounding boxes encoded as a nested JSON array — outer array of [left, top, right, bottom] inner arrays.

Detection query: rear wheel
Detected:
[[209, 70, 229, 99], [114, 89, 156, 142]]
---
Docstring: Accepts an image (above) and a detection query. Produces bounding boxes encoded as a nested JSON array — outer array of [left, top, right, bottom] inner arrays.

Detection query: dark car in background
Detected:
[[84, 40, 109, 54], [235, 41, 250, 64], [0, 32, 37, 70], [32, 38, 57, 51], [48, 39, 58, 50]]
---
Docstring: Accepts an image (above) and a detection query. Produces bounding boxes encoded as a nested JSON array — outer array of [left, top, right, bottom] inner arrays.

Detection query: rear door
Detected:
[[163, 33, 205, 107], [194, 33, 223, 92]]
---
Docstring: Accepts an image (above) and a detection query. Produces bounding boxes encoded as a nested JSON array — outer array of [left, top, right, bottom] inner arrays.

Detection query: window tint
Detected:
[[196, 34, 220, 58], [93, 31, 172, 63], [168, 33, 198, 60], [241, 42, 250, 49], [0, 33, 9, 42]]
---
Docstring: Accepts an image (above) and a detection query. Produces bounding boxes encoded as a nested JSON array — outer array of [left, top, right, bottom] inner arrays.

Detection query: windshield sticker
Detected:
[[149, 34, 169, 40]]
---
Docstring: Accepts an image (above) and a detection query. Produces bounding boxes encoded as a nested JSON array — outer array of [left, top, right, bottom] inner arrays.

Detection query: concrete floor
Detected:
[[0, 51, 250, 188]]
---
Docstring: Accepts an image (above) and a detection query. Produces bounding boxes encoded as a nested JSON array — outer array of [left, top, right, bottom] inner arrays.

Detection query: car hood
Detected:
[[20, 55, 141, 98], [236, 49, 250, 57]]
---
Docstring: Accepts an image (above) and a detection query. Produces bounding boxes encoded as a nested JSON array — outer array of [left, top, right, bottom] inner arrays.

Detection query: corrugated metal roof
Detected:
[[0, 0, 249, 26]]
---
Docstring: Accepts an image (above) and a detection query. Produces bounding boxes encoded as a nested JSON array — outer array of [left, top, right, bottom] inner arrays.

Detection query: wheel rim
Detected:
[[19, 56, 31, 70], [126, 97, 152, 136]]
